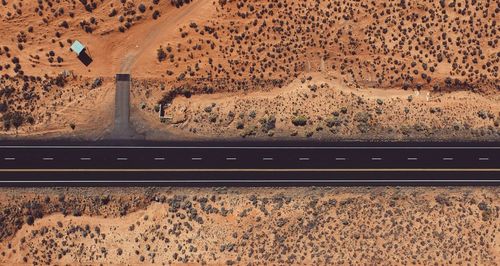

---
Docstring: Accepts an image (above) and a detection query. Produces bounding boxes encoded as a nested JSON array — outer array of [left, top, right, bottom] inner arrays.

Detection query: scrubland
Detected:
[[0, 187, 498, 265], [0, 0, 498, 140]]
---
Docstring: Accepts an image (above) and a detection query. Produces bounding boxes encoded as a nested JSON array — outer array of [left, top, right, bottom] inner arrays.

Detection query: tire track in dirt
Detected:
[[119, 0, 212, 74]]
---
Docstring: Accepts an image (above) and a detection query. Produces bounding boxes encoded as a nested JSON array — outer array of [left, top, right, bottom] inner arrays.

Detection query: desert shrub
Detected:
[[260, 115, 276, 133], [25, 215, 34, 225], [26, 116, 34, 125], [0, 86, 15, 98], [3, 111, 24, 131], [54, 74, 66, 87], [11, 112, 24, 130], [138, 4, 146, 13], [158, 86, 192, 106], [326, 117, 341, 128], [59, 21, 69, 28], [292, 115, 307, 126], [249, 111, 256, 119], [109, 8, 117, 17], [0, 102, 7, 113], [240, 126, 256, 138], [152, 10, 160, 19], [177, 72, 185, 81], [2, 116, 10, 130], [209, 114, 217, 123], [157, 47, 166, 62], [357, 123, 371, 133], [171, 0, 192, 8], [354, 112, 370, 123], [180, 87, 191, 97], [477, 110, 488, 119]]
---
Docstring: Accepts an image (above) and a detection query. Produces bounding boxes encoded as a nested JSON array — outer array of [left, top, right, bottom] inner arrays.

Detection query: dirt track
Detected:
[[0, 0, 498, 140], [119, 0, 212, 74]]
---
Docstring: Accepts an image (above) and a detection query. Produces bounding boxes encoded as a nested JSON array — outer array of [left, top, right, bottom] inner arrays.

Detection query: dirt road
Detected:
[[119, 0, 213, 74]]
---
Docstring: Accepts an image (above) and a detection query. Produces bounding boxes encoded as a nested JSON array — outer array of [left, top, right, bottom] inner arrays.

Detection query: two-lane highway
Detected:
[[0, 142, 498, 185]]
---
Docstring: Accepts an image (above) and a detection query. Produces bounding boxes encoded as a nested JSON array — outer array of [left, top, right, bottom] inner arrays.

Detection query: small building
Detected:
[[70, 40, 86, 56], [70, 40, 93, 67]]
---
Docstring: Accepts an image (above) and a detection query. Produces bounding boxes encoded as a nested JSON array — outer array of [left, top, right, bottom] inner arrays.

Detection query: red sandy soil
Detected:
[[0, 0, 498, 140], [0, 187, 498, 265]]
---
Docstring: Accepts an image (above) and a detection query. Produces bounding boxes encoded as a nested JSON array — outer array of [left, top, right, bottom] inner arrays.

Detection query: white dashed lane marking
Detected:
[[1, 154, 495, 163]]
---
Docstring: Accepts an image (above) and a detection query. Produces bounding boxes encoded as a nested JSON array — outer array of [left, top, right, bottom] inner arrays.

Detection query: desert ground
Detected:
[[0, 0, 498, 140], [0, 187, 498, 265]]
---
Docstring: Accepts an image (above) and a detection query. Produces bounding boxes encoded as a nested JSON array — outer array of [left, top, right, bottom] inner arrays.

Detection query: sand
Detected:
[[0, 0, 498, 140], [0, 187, 498, 265]]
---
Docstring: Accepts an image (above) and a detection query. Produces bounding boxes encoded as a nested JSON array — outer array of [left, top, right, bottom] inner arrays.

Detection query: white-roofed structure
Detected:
[[70, 40, 85, 56]]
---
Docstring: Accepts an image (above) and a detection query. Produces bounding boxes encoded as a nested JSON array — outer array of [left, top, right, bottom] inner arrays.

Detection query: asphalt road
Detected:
[[0, 141, 498, 186], [110, 74, 138, 139]]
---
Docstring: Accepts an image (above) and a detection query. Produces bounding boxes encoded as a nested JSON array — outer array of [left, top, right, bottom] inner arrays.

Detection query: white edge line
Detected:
[[0, 146, 498, 149], [0, 169, 498, 172], [0, 180, 497, 183]]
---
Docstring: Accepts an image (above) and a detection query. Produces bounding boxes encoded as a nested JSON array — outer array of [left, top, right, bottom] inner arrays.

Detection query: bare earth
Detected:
[[0, 187, 498, 265], [0, 0, 498, 140]]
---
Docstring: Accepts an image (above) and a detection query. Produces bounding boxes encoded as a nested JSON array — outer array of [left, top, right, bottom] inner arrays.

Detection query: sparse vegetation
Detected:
[[0, 187, 497, 265], [0, 0, 497, 140]]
